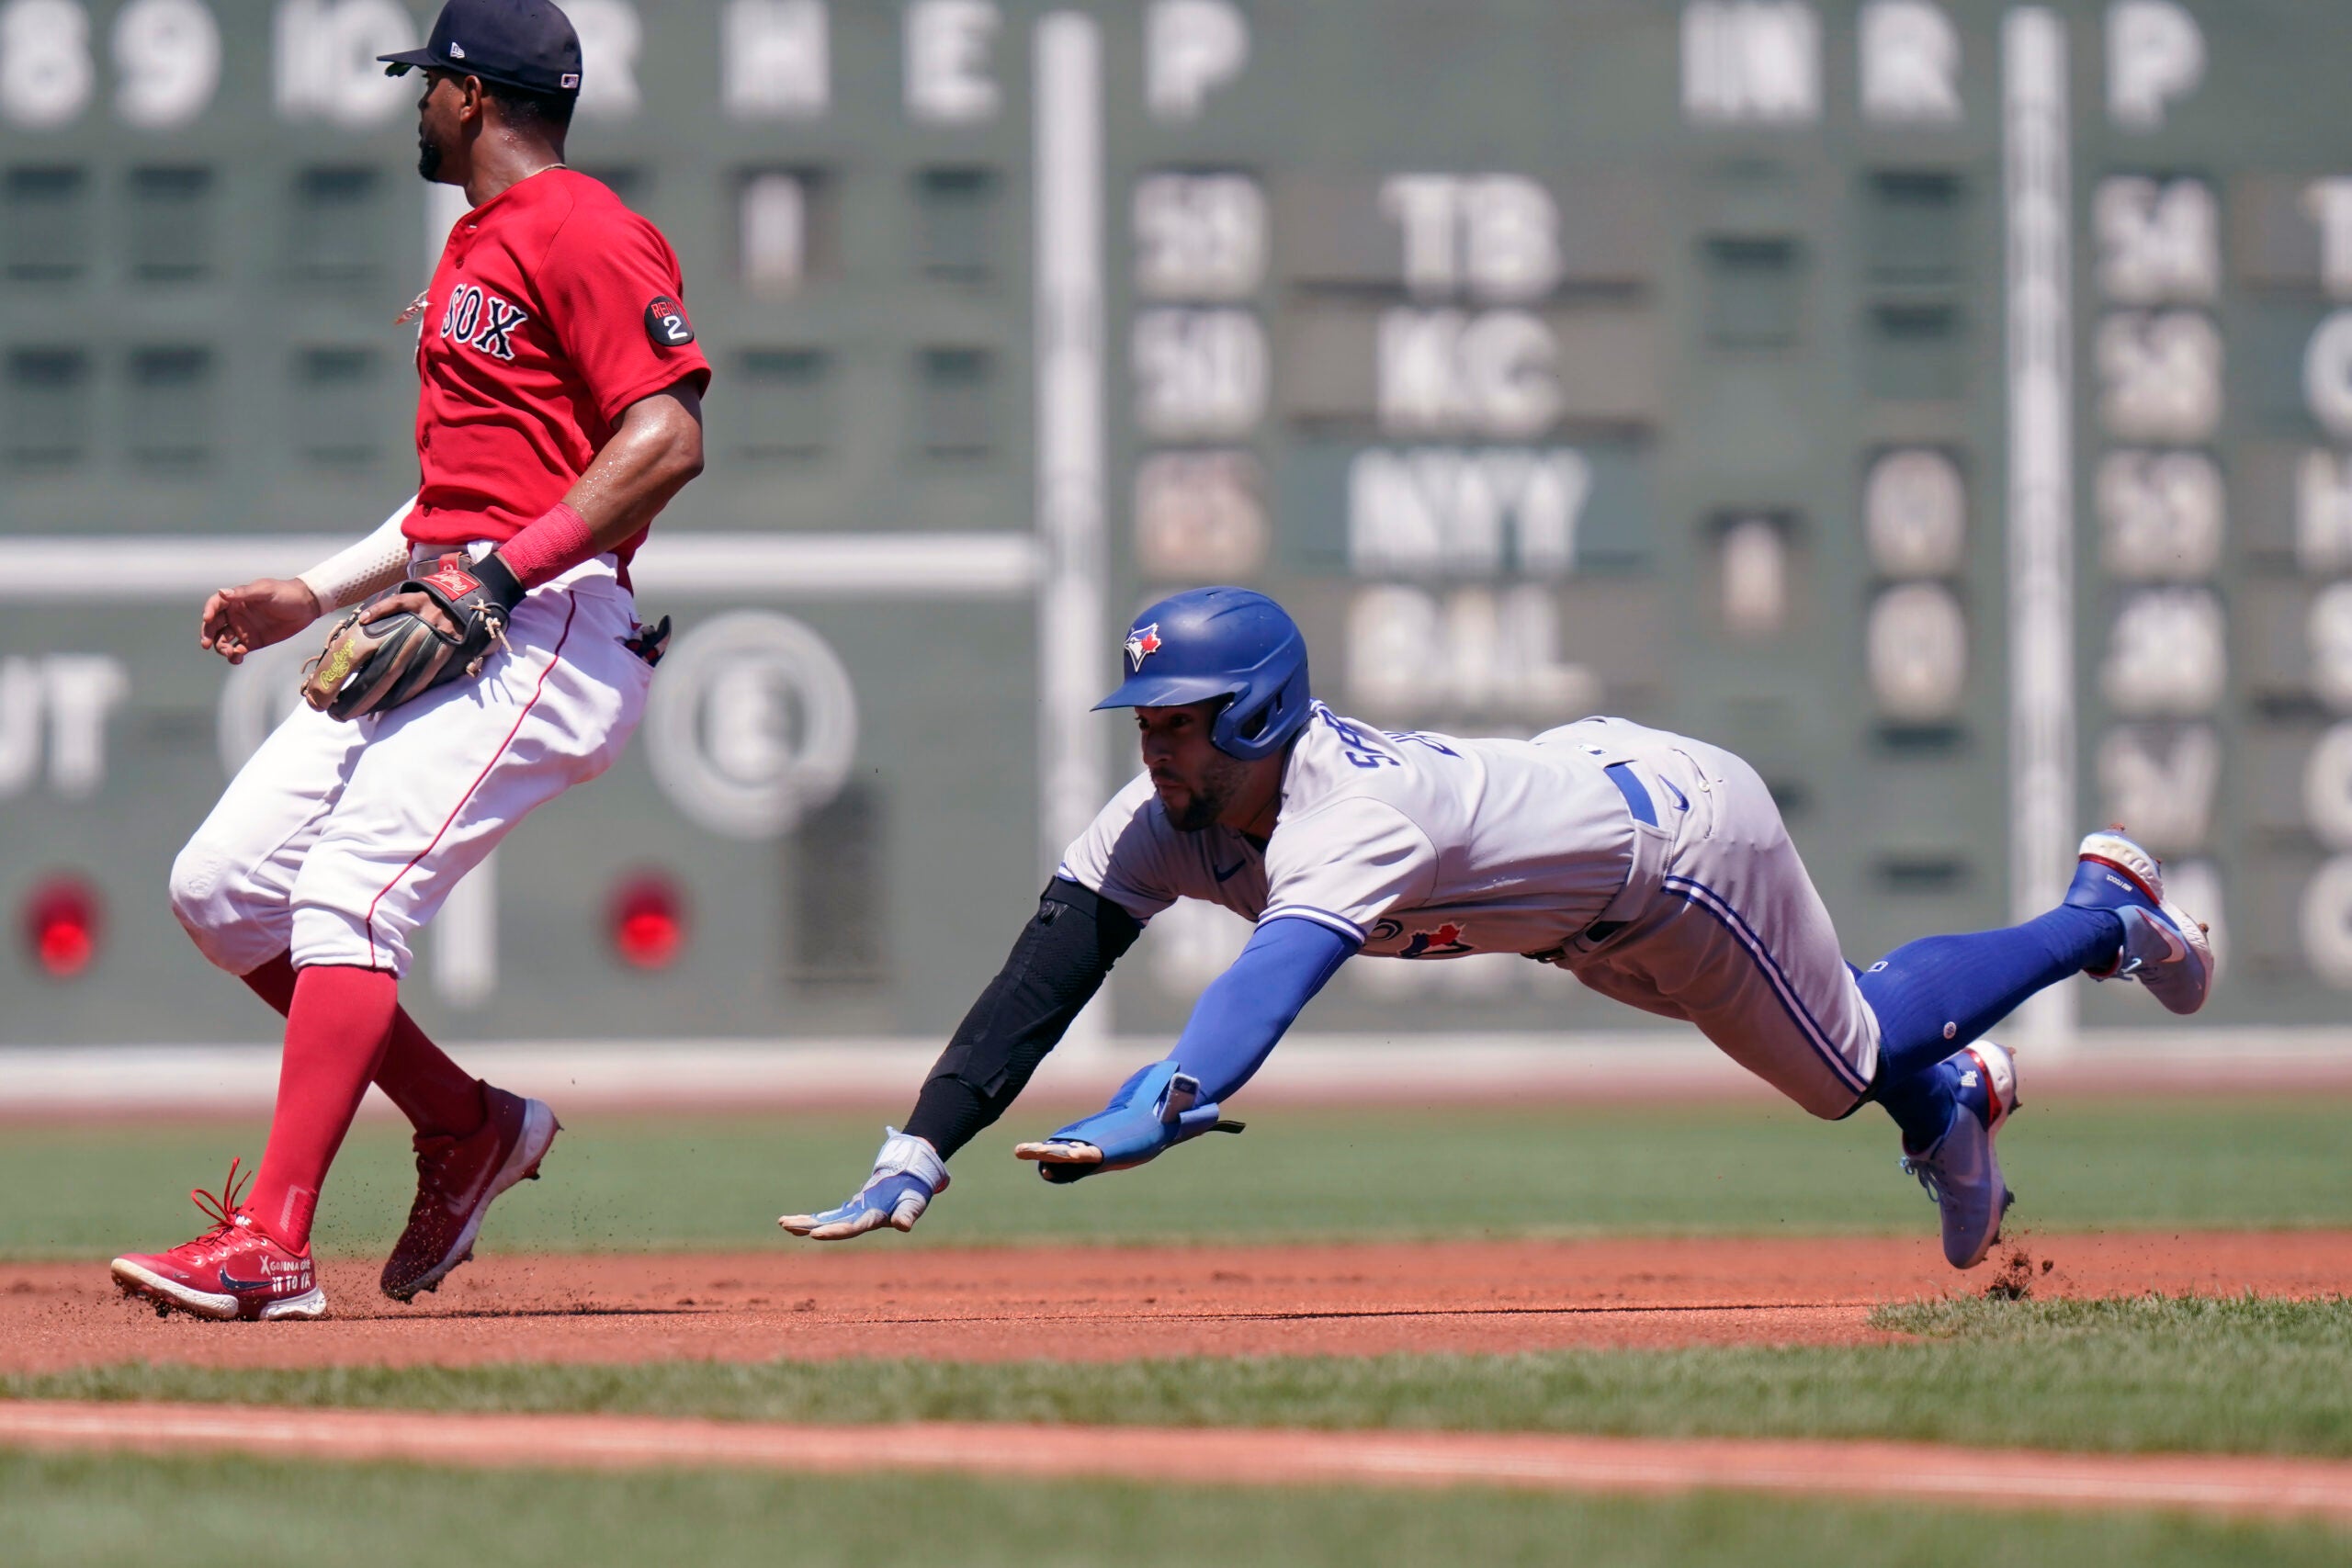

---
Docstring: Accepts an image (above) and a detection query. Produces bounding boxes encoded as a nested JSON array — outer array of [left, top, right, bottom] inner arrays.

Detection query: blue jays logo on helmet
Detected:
[[1094, 587, 1312, 761], [1123, 623, 1162, 672]]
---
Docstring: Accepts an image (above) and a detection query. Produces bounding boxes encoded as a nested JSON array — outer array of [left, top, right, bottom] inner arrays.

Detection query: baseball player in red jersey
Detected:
[[111, 0, 710, 1321]]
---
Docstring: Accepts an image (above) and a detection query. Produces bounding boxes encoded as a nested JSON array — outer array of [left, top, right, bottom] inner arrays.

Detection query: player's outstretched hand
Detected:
[[779, 1128, 948, 1241], [199, 578, 322, 664], [1013, 1061, 1244, 1185]]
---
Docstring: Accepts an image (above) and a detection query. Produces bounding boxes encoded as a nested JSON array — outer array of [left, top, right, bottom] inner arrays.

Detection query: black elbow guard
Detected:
[[929, 877, 1140, 1097], [905, 880, 1142, 1157]]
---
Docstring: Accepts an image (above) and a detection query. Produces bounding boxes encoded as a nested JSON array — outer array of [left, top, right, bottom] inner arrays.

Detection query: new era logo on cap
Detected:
[[447, 39, 466, 58]]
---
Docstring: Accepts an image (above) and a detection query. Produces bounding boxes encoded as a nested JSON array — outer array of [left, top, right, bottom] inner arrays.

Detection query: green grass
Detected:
[[14, 1296, 2352, 1460], [10, 1097, 2352, 1259], [2, 1450, 2342, 1568]]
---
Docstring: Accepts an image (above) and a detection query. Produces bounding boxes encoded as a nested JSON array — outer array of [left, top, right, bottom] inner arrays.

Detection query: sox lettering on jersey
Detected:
[[441, 285, 530, 363]]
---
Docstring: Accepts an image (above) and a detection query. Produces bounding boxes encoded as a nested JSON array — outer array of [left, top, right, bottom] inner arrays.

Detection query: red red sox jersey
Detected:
[[406, 169, 711, 577]]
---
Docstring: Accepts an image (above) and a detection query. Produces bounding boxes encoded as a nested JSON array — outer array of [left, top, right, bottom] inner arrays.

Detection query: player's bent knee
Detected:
[[168, 838, 288, 975], [168, 839, 237, 937]]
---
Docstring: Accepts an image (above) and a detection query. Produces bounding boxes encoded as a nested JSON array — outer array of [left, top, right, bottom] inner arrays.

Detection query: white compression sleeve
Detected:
[[296, 495, 418, 613]]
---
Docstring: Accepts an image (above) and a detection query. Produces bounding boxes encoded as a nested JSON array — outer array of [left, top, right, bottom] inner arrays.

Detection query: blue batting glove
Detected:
[[1012, 1061, 1244, 1184], [779, 1128, 949, 1239]]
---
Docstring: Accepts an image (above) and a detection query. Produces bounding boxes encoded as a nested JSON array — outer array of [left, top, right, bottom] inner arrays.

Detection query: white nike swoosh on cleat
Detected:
[[444, 1162, 496, 1218]]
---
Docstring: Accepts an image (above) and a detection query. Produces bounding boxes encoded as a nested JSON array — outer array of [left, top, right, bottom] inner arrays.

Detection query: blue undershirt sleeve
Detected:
[[1168, 915, 1361, 1102]]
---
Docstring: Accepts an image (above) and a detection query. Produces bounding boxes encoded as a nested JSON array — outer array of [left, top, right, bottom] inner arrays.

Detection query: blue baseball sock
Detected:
[[1878, 1057, 1978, 1155], [1860, 906, 2123, 1150]]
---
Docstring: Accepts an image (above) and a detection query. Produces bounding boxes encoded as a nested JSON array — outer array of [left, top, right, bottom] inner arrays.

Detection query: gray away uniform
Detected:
[[1057, 705, 1882, 1118]]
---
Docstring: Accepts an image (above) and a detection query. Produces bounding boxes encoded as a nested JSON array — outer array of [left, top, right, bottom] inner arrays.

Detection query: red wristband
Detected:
[[495, 502, 596, 590]]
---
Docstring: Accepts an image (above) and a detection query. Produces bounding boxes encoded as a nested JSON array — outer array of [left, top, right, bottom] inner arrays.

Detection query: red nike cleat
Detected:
[[111, 1159, 325, 1322], [380, 1083, 560, 1302]]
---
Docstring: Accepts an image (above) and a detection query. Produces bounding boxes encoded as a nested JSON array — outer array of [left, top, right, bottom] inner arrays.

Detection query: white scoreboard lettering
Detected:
[[2106, 0, 2205, 131], [1349, 448, 1589, 580], [2101, 589, 2227, 718], [274, 0, 413, 128], [904, 0, 999, 125], [1864, 449, 1966, 578], [1868, 583, 1967, 723], [1135, 452, 1268, 581], [2096, 311, 2222, 444], [1131, 309, 1268, 441], [1379, 175, 1562, 305], [0, 0, 93, 128], [1134, 174, 1267, 302], [1858, 0, 1960, 126], [113, 0, 219, 129], [2097, 451, 2224, 581], [0, 655, 129, 801], [2298, 451, 2352, 573], [724, 0, 828, 119], [1681, 1, 1821, 125], [1378, 310, 1563, 440], [1146, 0, 1248, 124], [2094, 177, 2219, 305], [1349, 584, 1600, 721]]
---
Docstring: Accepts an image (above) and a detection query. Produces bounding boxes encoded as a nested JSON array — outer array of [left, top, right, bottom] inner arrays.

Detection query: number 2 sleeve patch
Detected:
[[644, 295, 695, 347], [537, 204, 712, 425]]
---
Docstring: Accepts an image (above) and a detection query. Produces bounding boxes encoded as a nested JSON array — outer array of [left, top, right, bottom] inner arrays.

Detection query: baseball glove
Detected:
[[301, 553, 525, 721]]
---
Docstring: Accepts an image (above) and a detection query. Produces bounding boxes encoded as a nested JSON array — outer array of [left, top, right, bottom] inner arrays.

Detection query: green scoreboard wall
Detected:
[[0, 0, 2343, 1046]]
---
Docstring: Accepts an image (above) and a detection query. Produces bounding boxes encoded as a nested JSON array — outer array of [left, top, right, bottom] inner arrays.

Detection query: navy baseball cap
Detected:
[[380, 0, 582, 96]]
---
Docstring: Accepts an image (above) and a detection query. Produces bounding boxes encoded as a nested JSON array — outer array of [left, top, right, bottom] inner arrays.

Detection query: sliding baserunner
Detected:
[[783, 588, 2211, 1269]]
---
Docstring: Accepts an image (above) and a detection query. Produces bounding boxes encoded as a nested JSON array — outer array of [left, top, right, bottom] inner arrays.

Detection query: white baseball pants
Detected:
[[1544, 718, 1883, 1119], [170, 559, 652, 979]]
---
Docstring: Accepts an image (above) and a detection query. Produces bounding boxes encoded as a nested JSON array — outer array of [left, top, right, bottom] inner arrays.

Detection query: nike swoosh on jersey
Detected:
[[1214, 861, 1246, 883]]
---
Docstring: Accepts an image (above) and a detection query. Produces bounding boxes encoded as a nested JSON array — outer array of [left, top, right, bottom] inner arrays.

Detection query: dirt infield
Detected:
[[7, 1230, 2350, 1373]]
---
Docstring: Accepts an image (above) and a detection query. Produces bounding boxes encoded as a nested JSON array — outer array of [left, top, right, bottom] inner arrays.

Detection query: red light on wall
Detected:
[[24, 876, 102, 979], [608, 874, 686, 970]]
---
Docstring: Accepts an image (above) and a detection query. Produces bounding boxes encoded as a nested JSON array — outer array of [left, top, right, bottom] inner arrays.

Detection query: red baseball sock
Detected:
[[240, 953, 486, 1138], [246, 965, 400, 1251]]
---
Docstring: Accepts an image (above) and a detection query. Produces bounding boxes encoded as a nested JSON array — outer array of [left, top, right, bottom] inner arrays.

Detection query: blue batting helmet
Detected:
[[1094, 588, 1312, 761]]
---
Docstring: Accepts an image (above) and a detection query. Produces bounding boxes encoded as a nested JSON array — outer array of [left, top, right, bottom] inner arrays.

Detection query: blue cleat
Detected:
[[2063, 829, 2214, 1015], [779, 1128, 948, 1240], [1900, 1040, 2018, 1269]]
